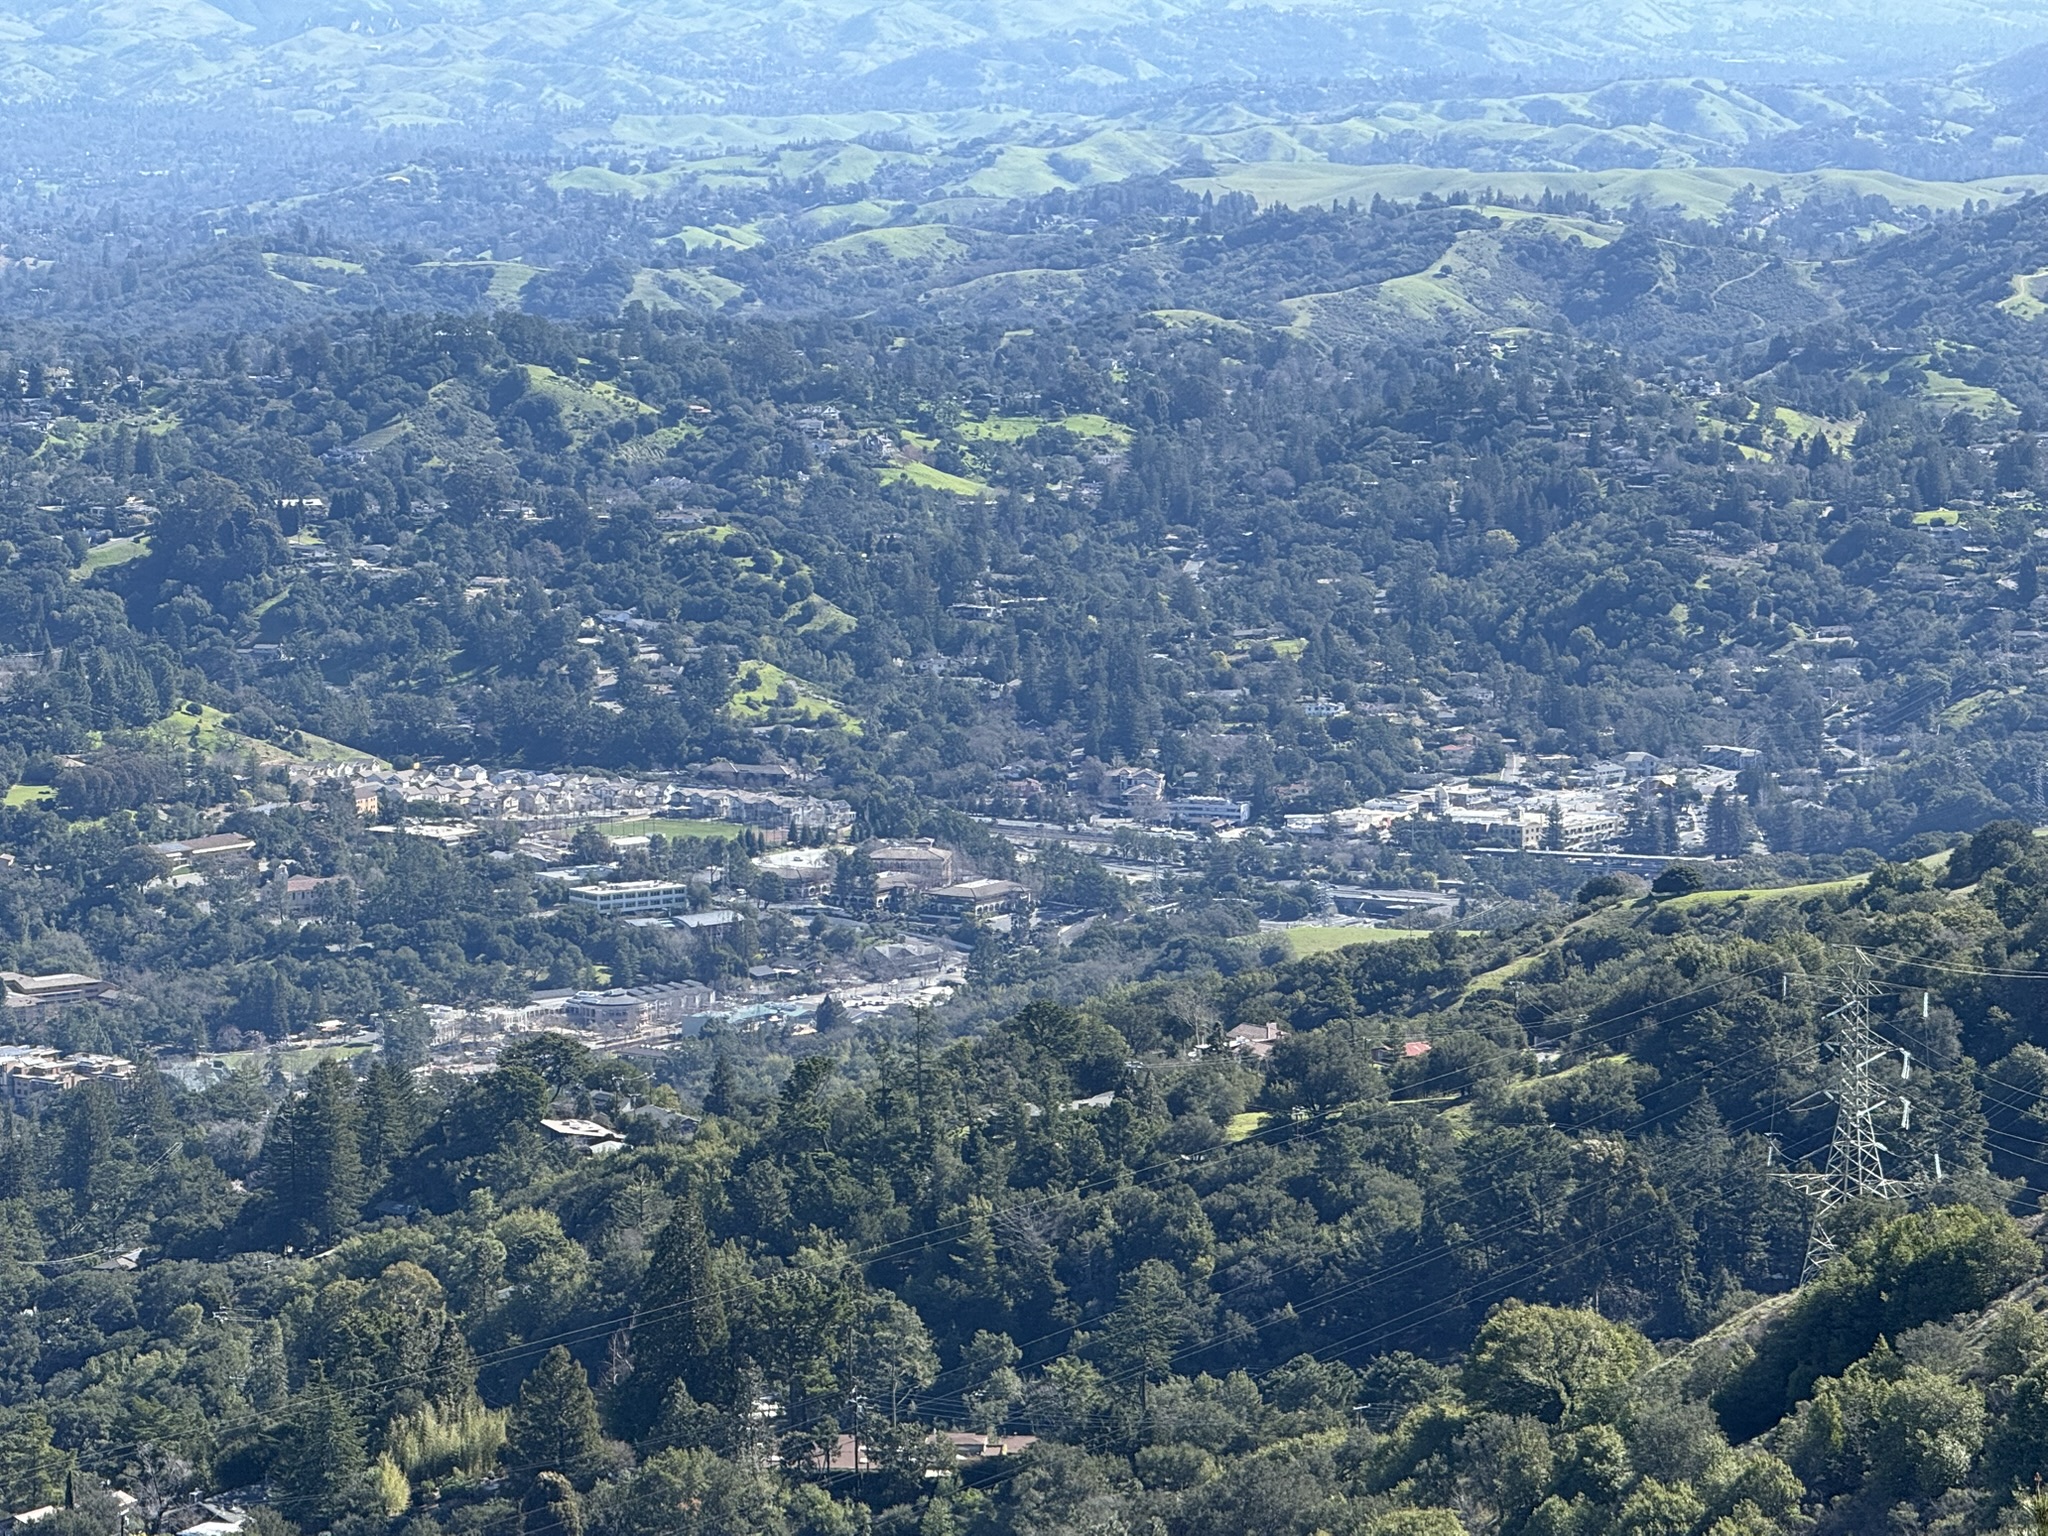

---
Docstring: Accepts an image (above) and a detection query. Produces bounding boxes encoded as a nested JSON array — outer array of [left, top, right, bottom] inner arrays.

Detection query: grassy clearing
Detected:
[[140, 703, 384, 767], [1774, 406, 1858, 448], [583, 817, 743, 842], [812, 225, 964, 263], [729, 660, 861, 732], [224, 1043, 373, 1078], [789, 199, 900, 237], [959, 413, 1132, 446], [3, 784, 54, 807], [521, 365, 659, 445], [1941, 690, 2011, 728], [1662, 875, 1865, 911], [1921, 368, 2013, 417], [1913, 509, 1965, 526], [1283, 925, 1444, 958], [261, 252, 365, 293], [660, 223, 764, 253], [1998, 270, 2048, 321], [625, 268, 743, 312], [795, 597, 858, 637], [419, 260, 543, 305], [880, 462, 991, 496], [549, 165, 699, 199], [1224, 1111, 1276, 1142], [75, 536, 150, 576], [964, 128, 1189, 199]]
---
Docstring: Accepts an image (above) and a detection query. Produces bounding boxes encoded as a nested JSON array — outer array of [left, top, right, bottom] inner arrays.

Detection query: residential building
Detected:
[[284, 874, 346, 915], [862, 936, 950, 979], [669, 908, 740, 932], [539, 1117, 628, 1155], [1225, 1020, 1288, 1060]]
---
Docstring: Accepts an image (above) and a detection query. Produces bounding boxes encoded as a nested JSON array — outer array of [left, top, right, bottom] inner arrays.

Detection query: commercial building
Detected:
[[926, 878, 1034, 920], [1, 970, 112, 1007], [865, 841, 957, 888], [1164, 796, 1252, 827], [151, 832, 257, 861], [0, 1045, 135, 1105], [563, 980, 717, 1036], [567, 880, 696, 917]]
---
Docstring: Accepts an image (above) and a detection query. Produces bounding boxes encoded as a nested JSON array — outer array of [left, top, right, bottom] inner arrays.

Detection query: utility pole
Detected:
[[1782, 950, 1926, 1282]]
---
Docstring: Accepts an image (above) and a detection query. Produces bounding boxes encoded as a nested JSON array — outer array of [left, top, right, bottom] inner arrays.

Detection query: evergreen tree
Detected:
[[1705, 787, 1757, 857], [356, 1057, 424, 1187], [0, 1413, 69, 1510], [519, 1471, 582, 1536], [1097, 1262, 1198, 1408], [382, 1004, 434, 1069], [507, 1347, 607, 1490], [59, 1081, 124, 1219], [832, 850, 876, 912], [610, 1197, 729, 1439], [427, 1317, 482, 1409], [273, 1365, 367, 1529], [268, 1057, 365, 1246], [704, 1052, 738, 1120]]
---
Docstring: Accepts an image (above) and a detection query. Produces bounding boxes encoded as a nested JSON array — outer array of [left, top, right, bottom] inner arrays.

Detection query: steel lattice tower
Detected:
[[1783, 950, 1917, 1281]]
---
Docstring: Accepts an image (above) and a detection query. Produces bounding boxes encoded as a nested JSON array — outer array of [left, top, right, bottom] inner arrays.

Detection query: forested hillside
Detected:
[[7, 189, 2048, 855], [12, 4, 2048, 1535], [13, 826, 2048, 1535]]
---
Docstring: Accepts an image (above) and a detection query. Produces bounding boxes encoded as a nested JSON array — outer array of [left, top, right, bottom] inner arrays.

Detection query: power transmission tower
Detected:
[[1781, 950, 1925, 1282]]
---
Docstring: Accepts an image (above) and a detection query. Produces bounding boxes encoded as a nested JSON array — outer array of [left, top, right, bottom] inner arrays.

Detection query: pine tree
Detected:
[[507, 1347, 607, 1490], [0, 1413, 69, 1510], [381, 1004, 434, 1069], [1705, 787, 1756, 857], [59, 1081, 124, 1219], [274, 1365, 367, 1529], [704, 1052, 738, 1119], [268, 1057, 365, 1247], [426, 1317, 481, 1409], [610, 1197, 728, 1439], [1099, 1262, 1196, 1408], [357, 1057, 423, 1186]]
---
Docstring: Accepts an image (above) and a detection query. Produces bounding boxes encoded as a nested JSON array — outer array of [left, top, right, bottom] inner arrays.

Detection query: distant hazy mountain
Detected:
[[6, 0, 2048, 125]]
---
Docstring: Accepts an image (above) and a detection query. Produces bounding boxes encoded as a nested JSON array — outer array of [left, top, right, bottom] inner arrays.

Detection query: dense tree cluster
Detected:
[[4, 827, 2048, 1534]]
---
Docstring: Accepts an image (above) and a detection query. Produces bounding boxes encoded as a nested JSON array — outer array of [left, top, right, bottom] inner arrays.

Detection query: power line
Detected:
[[1779, 948, 1931, 1280]]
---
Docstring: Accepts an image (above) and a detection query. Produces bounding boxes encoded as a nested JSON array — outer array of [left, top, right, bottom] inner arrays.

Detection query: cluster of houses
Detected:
[[8, 1489, 247, 1536], [288, 762, 855, 846], [1266, 751, 1742, 855]]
